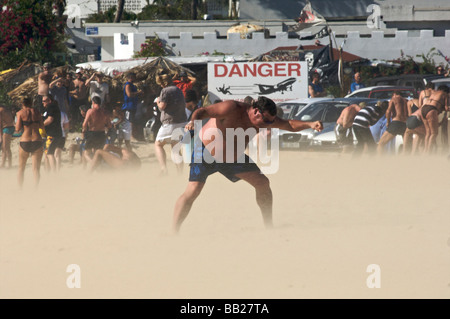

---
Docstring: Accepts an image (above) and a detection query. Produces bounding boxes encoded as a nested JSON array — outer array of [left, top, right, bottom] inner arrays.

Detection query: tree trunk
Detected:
[[54, 0, 66, 18], [114, 0, 125, 23], [191, 0, 198, 20]]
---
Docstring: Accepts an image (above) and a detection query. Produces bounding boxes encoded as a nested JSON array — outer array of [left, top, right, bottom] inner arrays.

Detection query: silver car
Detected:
[[279, 97, 381, 150]]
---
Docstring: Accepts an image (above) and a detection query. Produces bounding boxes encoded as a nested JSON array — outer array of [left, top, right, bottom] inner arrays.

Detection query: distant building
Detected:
[[98, 0, 148, 15]]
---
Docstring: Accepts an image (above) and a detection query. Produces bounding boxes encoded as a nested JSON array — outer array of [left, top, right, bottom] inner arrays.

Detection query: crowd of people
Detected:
[[1, 62, 449, 233], [0, 63, 205, 186], [335, 83, 449, 156]]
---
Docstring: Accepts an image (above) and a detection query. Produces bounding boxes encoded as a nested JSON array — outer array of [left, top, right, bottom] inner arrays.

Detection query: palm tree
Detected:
[[54, 0, 66, 18], [191, 0, 198, 20], [114, 0, 125, 22]]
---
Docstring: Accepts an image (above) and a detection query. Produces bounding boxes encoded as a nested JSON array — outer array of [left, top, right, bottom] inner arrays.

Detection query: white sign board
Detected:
[[207, 61, 308, 103]]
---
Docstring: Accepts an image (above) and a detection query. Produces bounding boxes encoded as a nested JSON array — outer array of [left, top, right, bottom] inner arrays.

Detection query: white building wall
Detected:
[[107, 30, 450, 65], [114, 33, 146, 60], [101, 37, 115, 61]]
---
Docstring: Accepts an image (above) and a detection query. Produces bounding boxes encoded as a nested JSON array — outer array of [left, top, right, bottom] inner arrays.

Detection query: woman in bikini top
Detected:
[[421, 85, 448, 118], [15, 97, 44, 153]]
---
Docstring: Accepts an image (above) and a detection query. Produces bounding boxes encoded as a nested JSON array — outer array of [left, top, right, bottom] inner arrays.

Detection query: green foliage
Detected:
[[357, 48, 444, 82], [133, 36, 168, 57], [137, 0, 206, 20], [0, 0, 67, 71], [0, 82, 13, 106], [86, 6, 137, 23]]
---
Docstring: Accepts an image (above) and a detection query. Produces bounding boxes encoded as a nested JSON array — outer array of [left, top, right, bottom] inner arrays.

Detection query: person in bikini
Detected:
[[15, 96, 45, 188], [418, 82, 434, 108], [421, 85, 449, 153], [0, 104, 15, 169], [377, 91, 409, 155], [403, 107, 426, 155], [172, 96, 323, 234]]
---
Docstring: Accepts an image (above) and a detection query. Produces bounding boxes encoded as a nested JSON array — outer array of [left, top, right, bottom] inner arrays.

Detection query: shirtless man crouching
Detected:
[[335, 102, 364, 153], [172, 97, 323, 234]]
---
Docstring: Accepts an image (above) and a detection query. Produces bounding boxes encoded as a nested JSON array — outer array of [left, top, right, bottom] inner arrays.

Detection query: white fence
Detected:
[[136, 30, 450, 65]]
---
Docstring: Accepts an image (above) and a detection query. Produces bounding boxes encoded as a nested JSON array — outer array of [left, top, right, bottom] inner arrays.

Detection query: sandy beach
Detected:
[[0, 133, 449, 299]]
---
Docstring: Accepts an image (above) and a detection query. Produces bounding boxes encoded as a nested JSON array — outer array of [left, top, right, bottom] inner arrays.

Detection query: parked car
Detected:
[[368, 74, 445, 92], [431, 77, 450, 90], [310, 123, 404, 152], [276, 97, 330, 119], [278, 97, 380, 150], [345, 86, 416, 99]]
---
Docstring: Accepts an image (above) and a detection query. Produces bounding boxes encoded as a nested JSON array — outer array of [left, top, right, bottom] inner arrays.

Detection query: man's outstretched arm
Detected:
[[273, 118, 323, 132]]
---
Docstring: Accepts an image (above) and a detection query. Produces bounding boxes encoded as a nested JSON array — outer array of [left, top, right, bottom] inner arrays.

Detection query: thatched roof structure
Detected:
[[7, 65, 75, 107], [110, 56, 196, 103], [0, 62, 41, 92], [5, 56, 205, 108]]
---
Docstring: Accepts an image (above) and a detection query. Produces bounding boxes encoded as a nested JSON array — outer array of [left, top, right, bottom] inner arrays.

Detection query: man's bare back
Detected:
[[337, 104, 361, 128], [388, 94, 408, 123], [83, 107, 110, 132], [38, 71, 52, 96], [187, 99, 322, 163]]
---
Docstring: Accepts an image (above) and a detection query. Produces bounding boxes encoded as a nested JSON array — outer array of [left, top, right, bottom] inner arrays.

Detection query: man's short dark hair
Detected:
[[425, 82, 434, 89], [92, 96, 102, 105], [438, 85, 449, 93], [254, 96, 277, 116]]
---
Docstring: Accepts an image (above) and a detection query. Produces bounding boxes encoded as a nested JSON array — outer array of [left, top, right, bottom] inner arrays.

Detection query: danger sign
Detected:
[[207, 61, 308, 103]]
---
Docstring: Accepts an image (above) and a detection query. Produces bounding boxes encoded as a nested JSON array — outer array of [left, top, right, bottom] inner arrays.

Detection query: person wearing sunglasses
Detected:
[[42, 94, 65, 172], [172, 96, 323, 234]]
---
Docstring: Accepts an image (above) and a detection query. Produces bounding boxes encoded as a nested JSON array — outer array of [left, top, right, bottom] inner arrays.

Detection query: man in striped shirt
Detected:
[[352, 100, 389, 156]]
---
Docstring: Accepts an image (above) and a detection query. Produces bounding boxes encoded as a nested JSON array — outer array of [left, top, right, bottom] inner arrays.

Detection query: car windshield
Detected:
[[282, 103, 307, 119], [349, 91, 370, 98], [370, 90, 414, 99], [294, 103, 329, 121]]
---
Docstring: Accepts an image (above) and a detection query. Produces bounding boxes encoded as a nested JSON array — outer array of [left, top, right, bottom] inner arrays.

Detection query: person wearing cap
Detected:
[[173, 70, 197, 98], [154, 72, 187, 175], [86, 72, 110, 108]]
